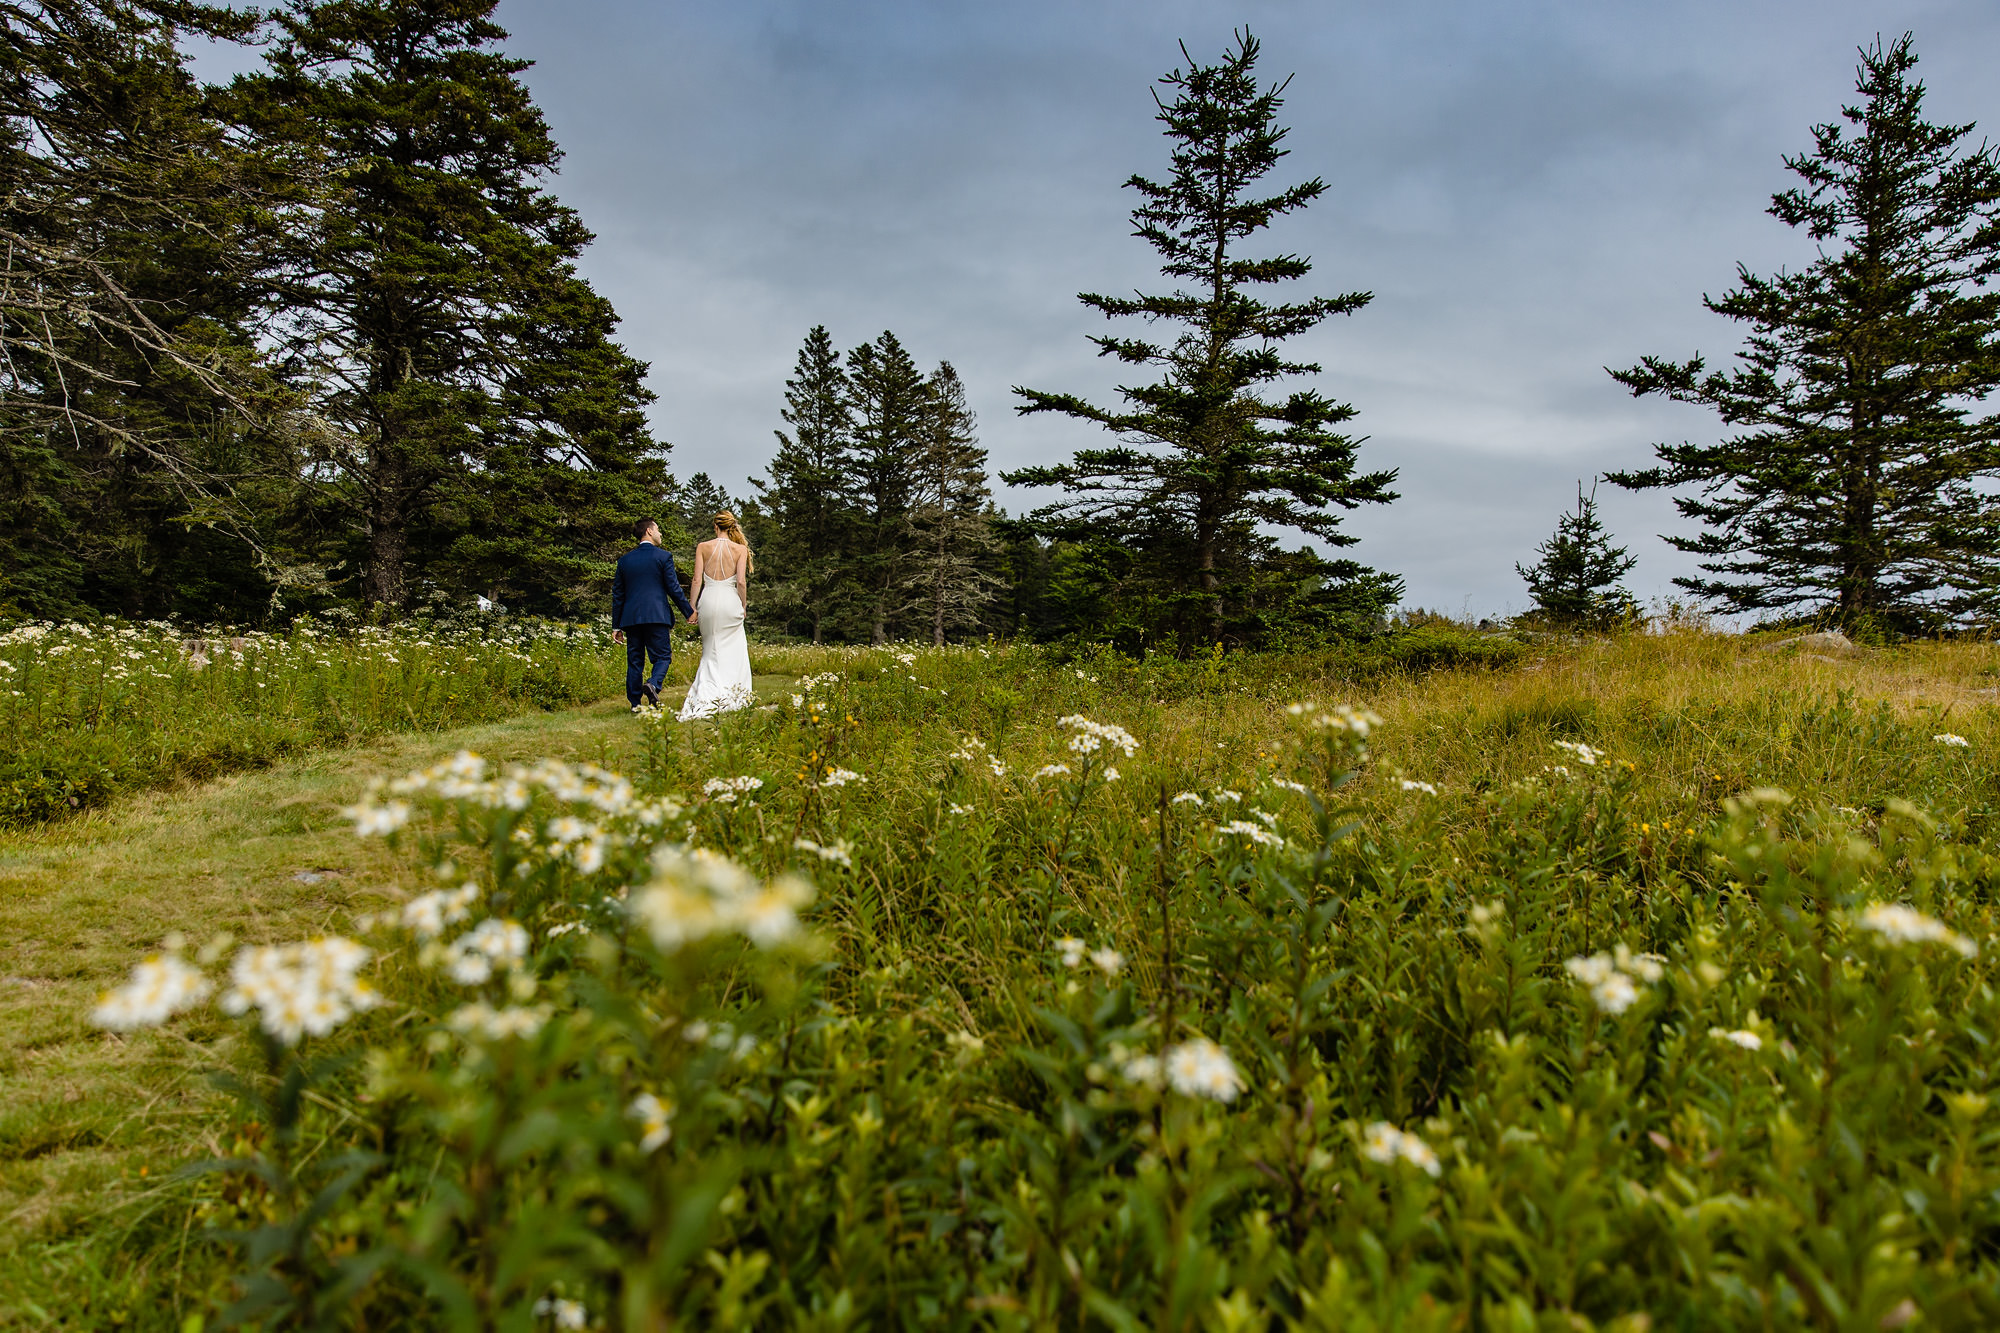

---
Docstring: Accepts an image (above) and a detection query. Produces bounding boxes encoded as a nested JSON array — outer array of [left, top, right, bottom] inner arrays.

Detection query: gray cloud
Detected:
[[393, 3, 2000, 612]]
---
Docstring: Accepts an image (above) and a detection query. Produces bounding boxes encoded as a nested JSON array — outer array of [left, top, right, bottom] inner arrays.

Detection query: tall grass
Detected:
[[0, 617, 621, 825], [34, 632, 2000, 1329]]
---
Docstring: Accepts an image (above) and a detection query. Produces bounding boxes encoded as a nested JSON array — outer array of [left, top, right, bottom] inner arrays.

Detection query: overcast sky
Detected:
[[252, 2, 2000, 617]]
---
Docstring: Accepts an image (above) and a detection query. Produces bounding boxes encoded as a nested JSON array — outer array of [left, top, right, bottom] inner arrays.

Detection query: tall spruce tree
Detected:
[[846, 330, 925, 644], [1004, 31, 1398, 649], [672, 471, 739, 548], [231, 0, 669, 612], [0, 0, 294, 619], [899, 362, 1002, 645], [754, 326, 859, 643], [1516, 483, 1639, 628], [1607, 35, 2000, 633]]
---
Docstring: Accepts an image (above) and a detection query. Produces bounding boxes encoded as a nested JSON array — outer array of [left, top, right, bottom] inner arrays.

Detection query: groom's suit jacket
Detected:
[[612, 542, 696, 628]]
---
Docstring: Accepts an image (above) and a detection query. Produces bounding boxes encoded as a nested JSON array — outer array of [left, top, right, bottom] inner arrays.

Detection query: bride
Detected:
[[678, 511, 756, 720]]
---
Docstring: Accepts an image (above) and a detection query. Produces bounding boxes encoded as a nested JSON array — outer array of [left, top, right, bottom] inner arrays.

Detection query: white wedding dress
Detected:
[[678, 542, 755, 720]]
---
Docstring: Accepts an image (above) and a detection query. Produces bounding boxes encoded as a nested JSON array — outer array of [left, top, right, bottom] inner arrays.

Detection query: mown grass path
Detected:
[[0, 677, 792, 1307]]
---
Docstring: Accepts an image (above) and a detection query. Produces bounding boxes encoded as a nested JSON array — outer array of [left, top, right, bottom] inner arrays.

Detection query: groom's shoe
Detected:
[[640, 680, 661, 707]]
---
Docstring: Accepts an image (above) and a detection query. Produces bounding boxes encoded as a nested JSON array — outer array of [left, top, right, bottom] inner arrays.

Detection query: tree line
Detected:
[[3, 5, 1996, 644]]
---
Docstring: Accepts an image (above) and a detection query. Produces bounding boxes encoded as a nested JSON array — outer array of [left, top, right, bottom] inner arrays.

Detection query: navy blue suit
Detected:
[[612, 542, 696, 705]]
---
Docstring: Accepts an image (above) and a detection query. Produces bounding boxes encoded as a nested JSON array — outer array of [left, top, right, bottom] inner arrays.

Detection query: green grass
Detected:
[[6, 633, 2000, 1329], [0, 618, 633, 825]]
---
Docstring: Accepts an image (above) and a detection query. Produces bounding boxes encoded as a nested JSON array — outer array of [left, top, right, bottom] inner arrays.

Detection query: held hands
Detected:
[[686, 612, 698, 627]]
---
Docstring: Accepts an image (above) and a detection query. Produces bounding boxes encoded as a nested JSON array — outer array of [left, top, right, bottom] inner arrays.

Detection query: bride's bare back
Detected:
[[692, 536, 750, 604]]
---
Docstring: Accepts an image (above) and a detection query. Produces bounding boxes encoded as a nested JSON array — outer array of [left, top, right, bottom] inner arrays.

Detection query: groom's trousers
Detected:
[[624, 622, 674, 706]]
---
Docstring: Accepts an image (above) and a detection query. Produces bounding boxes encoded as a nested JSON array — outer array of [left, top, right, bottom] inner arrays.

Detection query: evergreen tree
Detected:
[[753, 325, 859, 643], [899, 362, 1001, 645], [671, 471, 739, 550], [846, 330, 925, 644], [1516, 483, 1639, 628], [1004, 31, 1398, 650], [232, 0, 669, 612], [1607, 35, 2000, 634], [0, 0, 292, 619]]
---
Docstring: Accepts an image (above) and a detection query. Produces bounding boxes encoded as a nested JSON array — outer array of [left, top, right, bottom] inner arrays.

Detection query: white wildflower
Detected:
[[1709, 1027, 1762, 1051], [1057, 714, 1139, 758], [1033, 764, 1070, 780], [1934, 733, 1970, 748], [342, 793, 411, 837], [819, 767, 864, 788], [91, 953, 212, 1031], [1055, 937, 1086, 969], [1164, 1038, 1245, 1102], [628, 1092, 674, 1153], [401, 882, 481, 939], [1089, 947, 1125, 976], [631, 847, 814, 952], [443, 919, 530, 984], [1399, 779, 1439, 795], [1856, 902, 1978, 957], [1171, 791, 1205, 807], [1551, 740, 1605, 766], [703, 775, 763, 804], [220, 938, 379, 1045], [1361, 1122, 1442, 1177], [448, 1003, 549, 1041], [947, 802, 974, 816], [534, 1296, 589, 1330], [1271, 779, 1310, 796], [793, 837, 853, 868], [1286, 702, 1382, 740], [1120, 1053, 1164, 1089], [1218, 820, 1285, 850], [1564, 950, 1648, 1014]]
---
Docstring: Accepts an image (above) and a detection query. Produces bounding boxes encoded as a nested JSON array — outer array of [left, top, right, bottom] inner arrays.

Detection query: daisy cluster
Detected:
[[1551, 740, 1606, 767], [346, 753, 685, 885], [223, 938, 382, 1044], [630, 847, 814, 953], [1119, 1038, 1246, 1103], [1362, 1122, 1442, 1176], [1058, 714, 1139, 759], [400, 882, 482, 938], [1564, 944, 1666, 1015], [1286, 702, 1382, 742], [948, 736, 1009, 779], [787, 672, 842, 708], [1856, 902, 1978, 957], [92, 936, 382, 1045], [629, 1092, 674, 1153], [1216, 819, 1285, 850], [703, 775, 763, 804], [448, 1002, 550, 1042], [91, 953, 212, 1030], [442, 919, 530, 984], [1054, 937, 1124, 976]]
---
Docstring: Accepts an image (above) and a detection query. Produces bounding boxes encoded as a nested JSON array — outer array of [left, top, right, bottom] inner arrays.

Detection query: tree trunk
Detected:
[[364, 454, 409, 610]]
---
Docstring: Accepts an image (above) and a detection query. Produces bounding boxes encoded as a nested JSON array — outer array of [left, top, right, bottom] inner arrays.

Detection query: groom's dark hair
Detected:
[[633, 517, 659, 541]]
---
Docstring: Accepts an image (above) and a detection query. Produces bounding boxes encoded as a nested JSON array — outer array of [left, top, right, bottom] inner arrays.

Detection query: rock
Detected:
[[1759, 630, 1863, 656]]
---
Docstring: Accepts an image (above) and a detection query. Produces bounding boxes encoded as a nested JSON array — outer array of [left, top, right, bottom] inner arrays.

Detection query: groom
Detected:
[[611, 518, 697, 708]]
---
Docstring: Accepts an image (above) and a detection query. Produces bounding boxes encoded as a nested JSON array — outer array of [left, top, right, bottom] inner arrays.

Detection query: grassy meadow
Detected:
[[0, 618, 623, 826], [6, 629, 2000, 1330]]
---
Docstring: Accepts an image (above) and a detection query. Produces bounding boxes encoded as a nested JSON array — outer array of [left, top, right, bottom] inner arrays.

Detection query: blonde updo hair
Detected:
[[712, 511, 752, 558]]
